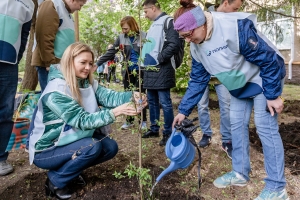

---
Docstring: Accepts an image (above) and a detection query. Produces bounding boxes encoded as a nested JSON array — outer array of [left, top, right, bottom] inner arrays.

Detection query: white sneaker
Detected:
[[140, 121, 147, 130], [0, 160, 14, 176], [254, 188, 289, 200], [121, 122, 134, 130]]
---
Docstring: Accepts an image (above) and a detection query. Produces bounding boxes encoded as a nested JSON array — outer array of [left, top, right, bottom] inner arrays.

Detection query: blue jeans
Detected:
[[197, 84, 231, 143], [0, 63, 18, 161], [33, 132, 118, 188], [36, 66, 48, 92], [147, 89, 174, 135], [26, 66, 48, 149], [230, 92, 286, 191]]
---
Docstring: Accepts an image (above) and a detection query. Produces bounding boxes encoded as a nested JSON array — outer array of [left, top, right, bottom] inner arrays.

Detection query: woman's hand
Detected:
[[112, 101, 147, 117], [172, 113, 186, 128]]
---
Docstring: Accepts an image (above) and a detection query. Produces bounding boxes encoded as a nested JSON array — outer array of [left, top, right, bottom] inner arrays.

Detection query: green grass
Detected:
[[282, 84, 300, 101]]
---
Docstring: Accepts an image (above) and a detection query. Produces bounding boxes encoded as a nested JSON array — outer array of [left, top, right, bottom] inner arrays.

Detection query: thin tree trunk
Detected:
[[74, 11, 79, 42], [21, 0, 39, 91]]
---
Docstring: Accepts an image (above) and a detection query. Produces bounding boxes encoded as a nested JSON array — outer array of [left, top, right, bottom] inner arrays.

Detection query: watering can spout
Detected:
[[154, 129, 196, 184], [156, 161, 178, 183]]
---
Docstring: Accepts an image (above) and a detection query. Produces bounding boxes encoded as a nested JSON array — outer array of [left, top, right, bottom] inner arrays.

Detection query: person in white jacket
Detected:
[[0, 0, 34, 176], [173, 1, 287, 199]]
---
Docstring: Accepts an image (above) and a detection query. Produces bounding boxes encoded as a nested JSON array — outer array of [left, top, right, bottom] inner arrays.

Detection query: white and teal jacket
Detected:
[[33, 0, 75, 60], [0, 0, 34, 64], [179, 12, 286, 116], [141, 12, 179, 89], [29, 65, 132, 164], [141, 14, 169, 67]]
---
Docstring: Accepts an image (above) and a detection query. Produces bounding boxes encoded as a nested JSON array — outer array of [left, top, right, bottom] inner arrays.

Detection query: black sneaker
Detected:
[[221, 142, 232, 159], [159, 134, 170, 146], [198, 134, 212, 148], [72, 175, 86, 186], [142, 130, 159, 138]]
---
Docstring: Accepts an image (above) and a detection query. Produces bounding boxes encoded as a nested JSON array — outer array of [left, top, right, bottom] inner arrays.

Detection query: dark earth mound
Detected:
[[1, 154, 203, 200], [249, 100, 300, 175]]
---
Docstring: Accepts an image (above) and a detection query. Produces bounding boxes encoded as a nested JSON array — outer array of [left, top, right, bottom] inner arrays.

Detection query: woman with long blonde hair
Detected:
[[29, 42, 147, 200]]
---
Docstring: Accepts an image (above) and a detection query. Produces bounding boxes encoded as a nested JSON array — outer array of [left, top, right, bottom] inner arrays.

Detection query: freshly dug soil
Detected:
[[250, 100, 300, 176], [250, 120, 300, 175]]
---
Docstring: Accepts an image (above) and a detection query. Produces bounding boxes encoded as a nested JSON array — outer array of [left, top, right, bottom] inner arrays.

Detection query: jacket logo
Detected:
[[206, 45, 228, 56], [248, 37, 258, 50]]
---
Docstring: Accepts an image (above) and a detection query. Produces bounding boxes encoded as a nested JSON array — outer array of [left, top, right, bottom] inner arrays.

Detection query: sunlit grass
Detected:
[[282, 84, 300, 101]]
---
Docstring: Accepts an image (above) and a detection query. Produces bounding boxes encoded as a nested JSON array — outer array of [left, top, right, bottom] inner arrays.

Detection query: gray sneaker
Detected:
[[0, 160, 14, 176], [213, 171, 247, 188]]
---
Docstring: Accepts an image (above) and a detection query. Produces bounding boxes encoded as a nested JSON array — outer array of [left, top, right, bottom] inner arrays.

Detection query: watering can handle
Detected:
[[168, 128, 177, 152]]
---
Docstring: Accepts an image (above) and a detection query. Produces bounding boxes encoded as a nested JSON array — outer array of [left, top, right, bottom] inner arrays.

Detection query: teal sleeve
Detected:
[[42, 92, 116, 131], [94, 84, 133, 108]]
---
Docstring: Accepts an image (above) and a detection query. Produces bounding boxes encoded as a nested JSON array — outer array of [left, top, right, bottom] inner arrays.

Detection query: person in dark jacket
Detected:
[[106, 44, 117, 86], [141, 0, 180, 146], [172, 1, 287, 199], [0, 0, 34, 176], [97, 16, 147, 130]]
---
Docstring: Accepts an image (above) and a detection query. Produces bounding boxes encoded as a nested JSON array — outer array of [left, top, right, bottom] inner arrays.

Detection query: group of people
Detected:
[[96, 9, 179, 148], [0, 0, 289, 200], [96, 44, 119, 86]]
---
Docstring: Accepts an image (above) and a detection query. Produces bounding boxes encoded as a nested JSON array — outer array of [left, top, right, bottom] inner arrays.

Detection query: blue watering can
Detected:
[[155, 128, 196, 183]]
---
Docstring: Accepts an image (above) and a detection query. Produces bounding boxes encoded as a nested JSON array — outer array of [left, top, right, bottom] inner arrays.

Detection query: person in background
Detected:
[[26, 0, 88, 151], [29, 42, 147, 199], [0, 0, 34, 176], [106, 44, 117, 87], [196, 0, 243, 160], [32, 0, 87, 92], [96, 55, 107, 84], [173, 1, 288, 199], [97, 16, 148, 130], [141, 0, 180, 146]]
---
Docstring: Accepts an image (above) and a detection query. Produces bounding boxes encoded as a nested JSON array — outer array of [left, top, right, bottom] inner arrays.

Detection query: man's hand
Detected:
[[266, 96, 284, 116], [172, 113, 186, 128]]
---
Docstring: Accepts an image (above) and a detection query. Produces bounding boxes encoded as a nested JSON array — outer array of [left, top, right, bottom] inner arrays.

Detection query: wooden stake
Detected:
[[74, 11, 79, 42]]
